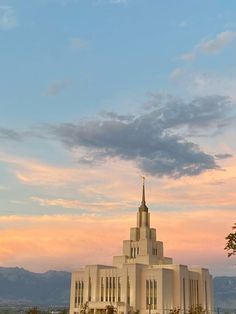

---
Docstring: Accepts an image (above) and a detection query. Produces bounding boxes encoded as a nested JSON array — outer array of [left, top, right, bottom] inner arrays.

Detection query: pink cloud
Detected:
[[0, 211, 234, 275]]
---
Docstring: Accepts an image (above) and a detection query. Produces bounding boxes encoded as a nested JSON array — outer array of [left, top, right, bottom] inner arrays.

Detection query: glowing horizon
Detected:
[[0, 0, 236, 276]]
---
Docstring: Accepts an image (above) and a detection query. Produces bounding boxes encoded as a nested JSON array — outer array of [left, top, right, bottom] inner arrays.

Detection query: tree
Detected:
[[80, 302, 89, 314], [169, 308, 181, 314], [225, 223, 236, 257], [188, 305, 205, 314], [105, 305, 117, 314]]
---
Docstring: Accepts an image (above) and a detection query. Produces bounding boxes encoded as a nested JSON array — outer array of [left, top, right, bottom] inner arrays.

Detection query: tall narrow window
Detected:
[[81, 281, 84, 304], [150, 280, 153, 308], [113, 277, 116, 302], [183, 278, 186, 314], [118, 277, 121, 302], [101, 278, 104, 302], [127, 276, 130, 305], [106, 277, 108, 302], [146, 280, 150, 310], [109, 277, 112, 302], [205, 280, 208, 312], [74, 281, 78, 307], [196, 280, 199, 305], [88, 277, 92, 302], [154, 280, 157, 310], [78, 282, 81, 304]]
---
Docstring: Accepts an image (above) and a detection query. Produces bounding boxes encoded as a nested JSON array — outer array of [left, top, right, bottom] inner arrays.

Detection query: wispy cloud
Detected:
[[179, 52, 196, 61], [198, 31, 236, 54], [44, 80, 71, 96], [179, 31, 236, 61], [170, 68, 186, 80], [0, 127, 22, 141], [215, 153, 233, 160], [0, 6, 18, 30], [31, 196, 133, 212], [186, 72, 236, 101], [0, 210, 234, 274], [70, 37, 88, 50]]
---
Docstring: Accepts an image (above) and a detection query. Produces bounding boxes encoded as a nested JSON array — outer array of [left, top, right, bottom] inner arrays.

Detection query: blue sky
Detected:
[[0, 0, 236, 274], [1, 0, 236, 126]]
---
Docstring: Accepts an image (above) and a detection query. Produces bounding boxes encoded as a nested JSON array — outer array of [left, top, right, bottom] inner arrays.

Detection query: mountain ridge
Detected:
[[0, 267, 235, 309]]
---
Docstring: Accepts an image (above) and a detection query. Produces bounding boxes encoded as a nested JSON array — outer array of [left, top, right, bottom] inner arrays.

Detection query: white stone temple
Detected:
[[70, 180, 213, 314]]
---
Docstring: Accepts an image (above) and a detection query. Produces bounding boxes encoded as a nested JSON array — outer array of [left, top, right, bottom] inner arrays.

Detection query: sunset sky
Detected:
[[0, 0, 236, 276]]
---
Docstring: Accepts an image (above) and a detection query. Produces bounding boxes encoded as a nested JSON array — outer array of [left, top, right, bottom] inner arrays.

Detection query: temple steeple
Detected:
[[139, 176, 148, 212]]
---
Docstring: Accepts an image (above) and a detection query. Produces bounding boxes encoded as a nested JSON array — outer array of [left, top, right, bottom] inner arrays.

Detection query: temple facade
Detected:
[[70, 181, 213, 314]]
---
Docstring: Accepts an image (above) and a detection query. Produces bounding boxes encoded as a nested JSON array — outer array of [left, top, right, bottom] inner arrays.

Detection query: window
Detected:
[[146, 279, 157, 310], [127, 276, 130, 305], [101, 278, 104, 302], [88, 277, 92, 302], [118, 277, 121, 302], [106, 277, 108, 302]]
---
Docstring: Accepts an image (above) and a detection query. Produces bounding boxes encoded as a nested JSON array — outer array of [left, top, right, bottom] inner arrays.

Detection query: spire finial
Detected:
[[139, 176, 148, 212], [142, 176, 146, 204]]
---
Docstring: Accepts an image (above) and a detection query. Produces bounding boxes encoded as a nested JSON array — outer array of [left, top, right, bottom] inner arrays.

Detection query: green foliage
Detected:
[[80, 302, 89, 314], [105, 305, 117, 314], [169, 308, 181, 314], [26, 308, 40, 314], [225, 223, 236, 257], [187, 305, 205, 314]]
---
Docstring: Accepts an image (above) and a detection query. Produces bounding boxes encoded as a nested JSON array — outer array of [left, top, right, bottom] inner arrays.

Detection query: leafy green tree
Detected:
[[188, 305, 205, 314], [105, 305, 117, 314], [80, 302, 89, 314], [225, 223, 236, 257]]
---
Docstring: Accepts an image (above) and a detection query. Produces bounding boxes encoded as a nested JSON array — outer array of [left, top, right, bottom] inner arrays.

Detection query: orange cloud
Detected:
[[0, 210, 234, 275], [31, 196, 135, 212]]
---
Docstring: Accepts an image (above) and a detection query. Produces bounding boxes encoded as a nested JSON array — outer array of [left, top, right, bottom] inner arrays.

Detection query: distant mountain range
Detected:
[[0, 267, 235, 309], [0, 267, 70, 306], [214, 276, 236, 310]]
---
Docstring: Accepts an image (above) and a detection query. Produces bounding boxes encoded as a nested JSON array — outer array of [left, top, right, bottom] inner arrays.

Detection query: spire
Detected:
[[139, 176, 148, 212]]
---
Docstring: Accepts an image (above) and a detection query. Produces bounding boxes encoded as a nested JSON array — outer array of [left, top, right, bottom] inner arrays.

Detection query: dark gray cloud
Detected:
[[48, 95, 235, 178], [215, 153, 233, 160], [144, 94, 233, 134], [0, 127, 22, 141]]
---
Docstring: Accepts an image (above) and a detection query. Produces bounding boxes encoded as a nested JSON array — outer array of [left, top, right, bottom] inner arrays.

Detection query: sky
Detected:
[[0, 0, 236, 276]]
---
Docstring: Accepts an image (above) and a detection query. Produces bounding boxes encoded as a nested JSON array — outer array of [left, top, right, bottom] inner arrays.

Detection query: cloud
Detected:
[[178, 20, 188, 28], [31, 196, 133, 212], [0, 127, 22, 141], [0, 93, 234, 179], [170, 68, 186, 80], [0, 210, 234, 275], [215, 153, 233, 160], [179, 52, 196, 61], [70, 37, 88, 49], [187, 72, 236, 101], [179, 31, 236, 61], [44, 80, 71, 96], [198, 31, 236, 54], [47, 95, 235, 178], [0, 6, 18, 30]]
